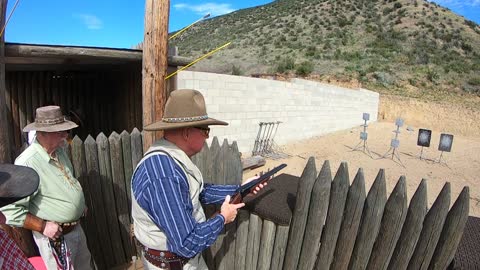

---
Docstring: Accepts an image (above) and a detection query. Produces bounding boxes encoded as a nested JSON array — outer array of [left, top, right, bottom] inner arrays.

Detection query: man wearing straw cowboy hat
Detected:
[[131, 89, 264, 270], [1, 105, 92, 270], [0, 163, 39, 270]]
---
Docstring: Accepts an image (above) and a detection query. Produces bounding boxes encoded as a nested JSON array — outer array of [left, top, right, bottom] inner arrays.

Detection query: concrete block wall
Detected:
[[177, 71, 379, 154]]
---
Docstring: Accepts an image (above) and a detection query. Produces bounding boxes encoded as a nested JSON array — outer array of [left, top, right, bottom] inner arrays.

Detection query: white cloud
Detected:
[[173, 2, 235, 16], [75, 14, 103, 30]]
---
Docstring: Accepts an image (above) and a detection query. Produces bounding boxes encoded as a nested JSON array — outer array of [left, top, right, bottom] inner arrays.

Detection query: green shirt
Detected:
[[1, 140, 86, 226]]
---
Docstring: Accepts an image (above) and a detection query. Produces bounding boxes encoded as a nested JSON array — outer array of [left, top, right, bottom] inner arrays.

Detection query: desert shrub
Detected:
[[468, 77, 480, 86], [426, 68, 439, 83], [231, 65, 243, 75], [295, 61, 314, 76], [275, 57, 295, 73]]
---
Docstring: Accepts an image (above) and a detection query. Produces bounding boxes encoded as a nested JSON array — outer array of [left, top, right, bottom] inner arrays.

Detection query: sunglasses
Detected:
[[194, 127, 210, 137]]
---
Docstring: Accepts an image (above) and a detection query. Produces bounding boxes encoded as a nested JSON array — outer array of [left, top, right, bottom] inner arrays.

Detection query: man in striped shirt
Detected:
[[132, 89, 263, 270]]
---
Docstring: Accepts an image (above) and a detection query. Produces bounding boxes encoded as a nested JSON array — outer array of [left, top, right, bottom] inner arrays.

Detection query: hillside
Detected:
[[170, 0, 480, 106]]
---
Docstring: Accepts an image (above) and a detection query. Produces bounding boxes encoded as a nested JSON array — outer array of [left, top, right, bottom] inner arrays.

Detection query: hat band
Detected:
[[35, 117, 65, 125], [162, 115, 208, 123]]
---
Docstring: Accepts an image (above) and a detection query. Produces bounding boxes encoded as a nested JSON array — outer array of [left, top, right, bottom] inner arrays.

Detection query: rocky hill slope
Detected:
[[170, 0, 480, 104]]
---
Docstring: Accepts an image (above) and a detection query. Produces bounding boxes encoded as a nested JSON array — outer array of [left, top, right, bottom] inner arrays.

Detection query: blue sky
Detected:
[[4, 0, 480, 49]]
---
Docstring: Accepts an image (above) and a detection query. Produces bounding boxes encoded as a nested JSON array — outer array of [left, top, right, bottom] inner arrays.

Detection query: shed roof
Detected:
[[4, 42, 190, 70]]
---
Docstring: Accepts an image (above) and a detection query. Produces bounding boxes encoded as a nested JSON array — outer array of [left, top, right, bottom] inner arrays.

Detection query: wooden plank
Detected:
[[0, 1, 11, 163], [428, 186, 469, 270], [314, 162, 350, 270], [330, 168, 367, 270], [96, 132, 125, 265], [270, 225, 289, 270], [84, 135, 115, 268], [120, 131, 134, 219], [70, 136, 106, 269], [246, 214, 263, 270], [222, 141, 242, 270], [215, 139, 230, 270], [11, 72, 20, 150], [407, 182, 451, 270], [37, 71, 45, 107], [367, 176, 408, 270], [235, 210, 250, 270], [130, 128, 143, 169], [387, 179, 428, 270], [257, 220, 276, 270], [25, 72, 32, 125], [283, 157, 317, 270], [109, 132, 132, 261], [31, 72, 39, 117], [242, 155, 266, 170], [17, 72, 26, 145], [298, 160, 333, 270], [348, 169, 387, 270], [1, 70, 13, 163]]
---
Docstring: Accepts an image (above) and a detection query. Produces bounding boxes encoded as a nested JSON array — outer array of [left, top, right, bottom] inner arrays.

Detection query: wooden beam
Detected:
[[5, 43, 142, 60], [0, 0, 12, 163], [142, 0, 170, 151]]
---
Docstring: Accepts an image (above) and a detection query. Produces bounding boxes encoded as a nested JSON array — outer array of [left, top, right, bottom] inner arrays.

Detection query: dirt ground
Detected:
[[243, 120, 480, 218]]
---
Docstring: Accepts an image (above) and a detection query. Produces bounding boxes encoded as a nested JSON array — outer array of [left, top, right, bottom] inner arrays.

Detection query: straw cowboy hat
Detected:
[[144, 89, 228, 131], [23, 106, 78, 132], [0, 164, 39, 207]]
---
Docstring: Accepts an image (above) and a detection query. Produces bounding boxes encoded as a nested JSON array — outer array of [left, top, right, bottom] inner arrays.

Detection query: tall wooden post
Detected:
[[142, 0, 170, 151], [0, 0, 12, 163]]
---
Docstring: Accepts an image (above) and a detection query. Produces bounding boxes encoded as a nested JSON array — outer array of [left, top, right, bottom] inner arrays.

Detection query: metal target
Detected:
[[363, 113, 370, 121], [360, 132, 368, 140], [417, 129, 432, 147], [395, 118, 404, 127], [438, 133, 454, 152], [391, 139, 400, 148]]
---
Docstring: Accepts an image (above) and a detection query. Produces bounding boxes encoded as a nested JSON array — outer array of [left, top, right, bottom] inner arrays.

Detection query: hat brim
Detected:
[[144, 117, 228, 131], [22, 120, 78, 132], [0, 164, 39, 208]]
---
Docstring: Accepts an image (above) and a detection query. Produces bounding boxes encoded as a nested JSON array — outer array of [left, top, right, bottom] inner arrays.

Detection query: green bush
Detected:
[[468, 77, 480, 86], [231, 65, 243, 75], [275, 57, 295, 73], [295, 61, 314, 76]]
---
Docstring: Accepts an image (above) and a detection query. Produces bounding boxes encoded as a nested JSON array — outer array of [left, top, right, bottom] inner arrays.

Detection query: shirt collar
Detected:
[[31, 139, 55, 162]]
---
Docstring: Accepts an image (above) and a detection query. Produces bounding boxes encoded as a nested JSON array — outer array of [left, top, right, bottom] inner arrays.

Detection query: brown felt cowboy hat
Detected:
[[0, 164, 39, 207], [144, 89, 228, 131], [23, 106, 78, 132]]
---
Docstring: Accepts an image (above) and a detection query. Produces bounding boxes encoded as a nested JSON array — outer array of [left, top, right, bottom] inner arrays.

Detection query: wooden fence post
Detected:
[[130, 128, 143, 169], [283, 157, 317, 270], [257, 220, 276, 270], [388, 179, 428, 270], [315, 162, 349, 270], [428, 186, 469, 270], [367, 176, 408, 270], [298, 160, 332, 270], [97, 133, 126, 265], [348, 169, 387, 270], [271, 225, 290, 270], [121, 130, 134, 218], [330, 168, 366, 270], [246, 214, 262, 270], [71, 136, 104, 269], [84, 135, 113, 268], [235, 209, 250, 270], [407, 183, 451, 270], [109, 132, 133, 260]]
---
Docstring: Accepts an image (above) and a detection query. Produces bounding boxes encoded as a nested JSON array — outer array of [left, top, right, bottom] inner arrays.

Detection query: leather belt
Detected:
[[142, 247, 189, 270], [59, 221, 79, 235]]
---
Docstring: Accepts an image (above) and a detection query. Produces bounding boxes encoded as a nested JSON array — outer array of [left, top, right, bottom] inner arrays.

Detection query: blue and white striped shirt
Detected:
[[132, 154, 238, 258]]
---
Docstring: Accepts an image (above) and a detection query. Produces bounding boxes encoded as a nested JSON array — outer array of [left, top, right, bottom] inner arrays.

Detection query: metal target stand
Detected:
[[380, 118, 405, 167], [351, 113, 374, 158]]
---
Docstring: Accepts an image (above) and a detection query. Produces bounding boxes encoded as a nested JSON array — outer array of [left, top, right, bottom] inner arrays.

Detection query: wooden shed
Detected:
[[3, 42, 188, 155]]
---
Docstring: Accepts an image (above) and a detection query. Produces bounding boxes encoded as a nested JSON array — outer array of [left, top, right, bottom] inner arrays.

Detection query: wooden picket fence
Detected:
[[68, 130, 469, 270]]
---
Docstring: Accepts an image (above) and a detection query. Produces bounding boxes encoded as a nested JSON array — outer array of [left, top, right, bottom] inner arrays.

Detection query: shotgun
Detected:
[[230, 163, 287, 204]]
